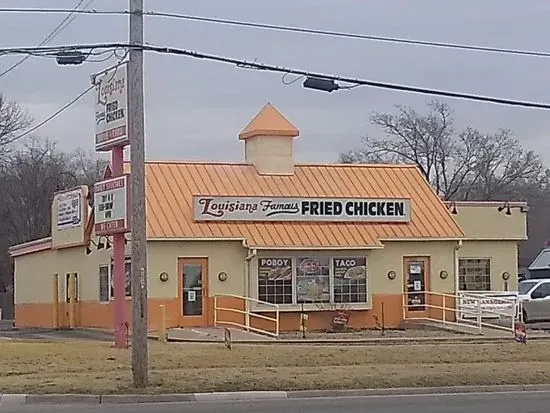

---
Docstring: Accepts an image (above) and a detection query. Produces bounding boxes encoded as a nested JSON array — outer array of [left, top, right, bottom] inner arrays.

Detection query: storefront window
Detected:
[[258, 258, 293, 304], [296, 257, 330, 303], [99, 265, 109, 302], [257, 256, 368, 305], [333, 257, 367, 303], [459, 258, 491, 291]]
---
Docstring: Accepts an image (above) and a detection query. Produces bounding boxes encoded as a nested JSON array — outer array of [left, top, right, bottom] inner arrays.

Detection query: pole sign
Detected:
[[193, 196, 411, 222], [94, 174, 131, 235], [55, 188, 82, 230], [94, 62, 129, 151]]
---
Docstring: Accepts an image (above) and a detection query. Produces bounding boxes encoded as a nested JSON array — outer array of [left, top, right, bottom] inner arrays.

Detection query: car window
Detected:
[[531, 283, 550, 298], [519, 281, 538, 295]]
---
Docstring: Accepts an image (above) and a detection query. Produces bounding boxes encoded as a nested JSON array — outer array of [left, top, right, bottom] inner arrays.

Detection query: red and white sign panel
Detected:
[[94, 175, 131, 235], [94, 62, 129, 151]]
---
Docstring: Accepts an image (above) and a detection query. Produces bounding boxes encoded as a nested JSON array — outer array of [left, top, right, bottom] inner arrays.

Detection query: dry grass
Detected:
[[1, 339, 549, 394]]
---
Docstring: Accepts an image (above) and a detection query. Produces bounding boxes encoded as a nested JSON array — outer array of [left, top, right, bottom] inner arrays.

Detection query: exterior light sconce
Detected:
[[439, 270, 449, 280], [447, 202, 458, 215], [97, 235, 112, 250], [387, 270, 397, 280], [502, 271, 510, 281], [497, 202, 512, 216], [159, 272, 169, 282], [218, 271, 228, 282]]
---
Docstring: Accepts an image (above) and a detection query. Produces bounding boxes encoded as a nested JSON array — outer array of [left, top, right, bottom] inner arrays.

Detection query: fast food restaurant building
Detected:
[[10, 103, 528, 333]]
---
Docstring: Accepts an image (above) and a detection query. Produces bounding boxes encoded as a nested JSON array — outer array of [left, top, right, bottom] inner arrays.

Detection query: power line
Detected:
[[0, 7, 550, 59], [13, 85, 94, 141], [0, 1, 93, 79], [2, 43, 550, 110]]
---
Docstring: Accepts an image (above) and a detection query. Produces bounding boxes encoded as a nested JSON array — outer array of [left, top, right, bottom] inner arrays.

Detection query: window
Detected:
[[99, 266, 109, 302], [65, 273, 78, 303], [531, 283, 550, 299], [257, 256, 368, 305], [110, 257, 132, 298], [333, 257, 367, 303], [98, 258, 132, 301], [296, 257, 330, 303], [459, 258, 491, 291], [258, 258, 293, 304]]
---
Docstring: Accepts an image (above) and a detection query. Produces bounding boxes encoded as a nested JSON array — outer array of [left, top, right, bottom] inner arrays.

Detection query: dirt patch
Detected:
[[1, 339, 547, 394]]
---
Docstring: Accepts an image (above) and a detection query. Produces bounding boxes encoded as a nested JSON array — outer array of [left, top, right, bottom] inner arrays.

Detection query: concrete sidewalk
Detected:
[[3, 384, 550, 406]]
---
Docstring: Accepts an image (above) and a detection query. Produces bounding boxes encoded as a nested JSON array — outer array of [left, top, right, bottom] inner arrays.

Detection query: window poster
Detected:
[[296, 257, 330, 303]]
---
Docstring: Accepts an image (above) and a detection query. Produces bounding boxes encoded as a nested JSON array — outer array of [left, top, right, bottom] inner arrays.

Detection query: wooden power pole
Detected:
[[128, 0, 148, 388]]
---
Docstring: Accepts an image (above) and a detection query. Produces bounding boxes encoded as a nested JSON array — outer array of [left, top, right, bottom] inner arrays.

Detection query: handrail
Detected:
[[214, 294, 279, 338], [403, 290, 520, 335]]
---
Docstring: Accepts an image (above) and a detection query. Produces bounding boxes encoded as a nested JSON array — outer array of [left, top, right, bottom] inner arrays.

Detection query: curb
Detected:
[[148, 335, 550, 346], [3, 384, 550, 406]]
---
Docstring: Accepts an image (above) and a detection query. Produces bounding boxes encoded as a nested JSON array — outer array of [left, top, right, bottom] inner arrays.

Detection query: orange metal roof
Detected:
[[239, 103, 299, 140], [138, 161, 464, 248]]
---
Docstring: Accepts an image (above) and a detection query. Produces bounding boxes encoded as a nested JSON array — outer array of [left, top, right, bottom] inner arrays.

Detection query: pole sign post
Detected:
[[95, 62, 129, 151]]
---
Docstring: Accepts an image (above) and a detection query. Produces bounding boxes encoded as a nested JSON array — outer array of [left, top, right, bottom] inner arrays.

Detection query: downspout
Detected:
[[242, 239, 257, 331], [454, 240, 463, 294]]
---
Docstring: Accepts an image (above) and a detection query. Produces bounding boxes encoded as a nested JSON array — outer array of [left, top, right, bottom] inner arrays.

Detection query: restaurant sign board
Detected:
[[193, 196, 411, 222], [94, 174, 131, 235]]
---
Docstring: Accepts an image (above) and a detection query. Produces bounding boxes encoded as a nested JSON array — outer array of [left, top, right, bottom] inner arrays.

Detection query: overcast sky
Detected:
[[1, 0, 550, 165]]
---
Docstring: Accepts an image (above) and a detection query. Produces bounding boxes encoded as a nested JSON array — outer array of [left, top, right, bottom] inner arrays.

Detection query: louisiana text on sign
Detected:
[[94, 175, 131, 235], [193, 196, 411, 222], [56, 189, 82, 230], [94, 62, 129, 151]]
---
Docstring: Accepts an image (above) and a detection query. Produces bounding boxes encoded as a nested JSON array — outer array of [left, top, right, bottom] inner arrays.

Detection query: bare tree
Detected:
[[0, 137, 106, 290], [340, 100, 550, 201], [0, 94, 32, 160]]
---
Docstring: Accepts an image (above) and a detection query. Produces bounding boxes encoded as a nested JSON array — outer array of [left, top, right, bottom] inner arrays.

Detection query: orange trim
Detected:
[[444, 200, 527, 207], [15, 294, 405, 331]]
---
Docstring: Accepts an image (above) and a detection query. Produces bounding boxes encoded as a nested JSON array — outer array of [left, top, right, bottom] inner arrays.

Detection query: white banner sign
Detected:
[[193, 196, 411, 222], [458, 292, 518, 319], [56, 189, 82, 230], [94, 175, 131, 235], [94, 63, 129, 151]]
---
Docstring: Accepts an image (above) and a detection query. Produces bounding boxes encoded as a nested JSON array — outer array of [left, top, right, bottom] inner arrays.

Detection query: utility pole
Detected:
[[128, 0, 148, 387]]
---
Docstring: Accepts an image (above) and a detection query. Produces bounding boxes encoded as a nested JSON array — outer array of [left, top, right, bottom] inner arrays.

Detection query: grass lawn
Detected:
[[1, 339, 549, 394]]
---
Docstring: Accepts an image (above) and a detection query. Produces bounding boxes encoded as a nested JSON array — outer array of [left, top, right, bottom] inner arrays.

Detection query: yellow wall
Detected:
[[244, 135, 294, 174], [451, 205, 527, 240], [458, 240, 519, 291], [147, 240, 247, 297], [249, 241, 458, 311]]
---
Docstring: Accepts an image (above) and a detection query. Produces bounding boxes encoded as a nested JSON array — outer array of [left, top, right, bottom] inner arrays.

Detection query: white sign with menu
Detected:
[[55, 189, 82, 230]]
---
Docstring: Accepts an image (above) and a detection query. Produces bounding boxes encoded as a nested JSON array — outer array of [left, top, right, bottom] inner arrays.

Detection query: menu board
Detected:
[[258, 258, 292, 281], [333, 257, 367, 280]]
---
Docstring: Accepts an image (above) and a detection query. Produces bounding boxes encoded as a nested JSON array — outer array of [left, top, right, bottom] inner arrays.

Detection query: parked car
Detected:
[[517, 279, 550, 323]]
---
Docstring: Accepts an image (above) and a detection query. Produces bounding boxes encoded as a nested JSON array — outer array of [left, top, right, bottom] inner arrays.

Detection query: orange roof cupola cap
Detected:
[[239, 102, 299, 140]]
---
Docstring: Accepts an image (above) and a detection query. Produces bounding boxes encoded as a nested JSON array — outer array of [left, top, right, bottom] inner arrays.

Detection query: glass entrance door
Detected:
[[179, 258, 208, 326], [404, 257, 430, 317]]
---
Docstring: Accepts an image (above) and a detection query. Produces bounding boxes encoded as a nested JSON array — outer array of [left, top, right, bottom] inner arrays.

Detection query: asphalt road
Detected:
[[2, 391, 550, 413]]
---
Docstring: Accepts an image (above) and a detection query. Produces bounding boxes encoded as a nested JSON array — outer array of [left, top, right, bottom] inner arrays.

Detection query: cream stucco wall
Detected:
[[14, 245, 112, 304], [457, 240, 519, 291], [451, 205, 527, 240], [244, 135, 294, 175], [147, 240, 248, 298], [15, 239, 248, 305], [369, 241, 458, 294], [250, 241, 458, 311]]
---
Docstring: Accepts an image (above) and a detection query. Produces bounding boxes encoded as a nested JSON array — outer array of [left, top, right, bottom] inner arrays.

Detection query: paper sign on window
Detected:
[[414, 280, 422, 291], [188, 291, 196, 302]]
